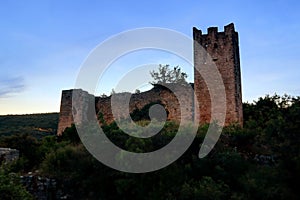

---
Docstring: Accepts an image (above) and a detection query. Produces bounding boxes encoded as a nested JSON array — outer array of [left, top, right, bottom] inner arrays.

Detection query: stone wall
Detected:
[[97, 83, 194, 124], [57, 84, 194, 135], [0, 147, 19, 163], [57, 90, 74, 135], [57, 89, 96, 135]]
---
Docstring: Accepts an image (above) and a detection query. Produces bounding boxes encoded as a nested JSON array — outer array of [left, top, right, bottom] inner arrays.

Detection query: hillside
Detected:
[[0, 113, 59, 138], [0, 95, 299, 199]]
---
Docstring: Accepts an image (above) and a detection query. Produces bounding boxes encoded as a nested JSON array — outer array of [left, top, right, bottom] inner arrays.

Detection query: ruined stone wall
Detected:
[[57, 84, 194, 135], [0, 148, 19, 163], [57, 90, 74, 135], [193, 23, 243, 126], [96, 84, 194, 124], [57, 89, 96, 135]]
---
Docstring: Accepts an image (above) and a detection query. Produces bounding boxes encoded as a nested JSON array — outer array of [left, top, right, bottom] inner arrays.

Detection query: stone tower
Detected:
[[193, 23, 243, 126]]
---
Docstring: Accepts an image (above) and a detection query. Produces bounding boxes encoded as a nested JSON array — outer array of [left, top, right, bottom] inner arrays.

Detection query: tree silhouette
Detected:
[[150, 64, 188, 85]]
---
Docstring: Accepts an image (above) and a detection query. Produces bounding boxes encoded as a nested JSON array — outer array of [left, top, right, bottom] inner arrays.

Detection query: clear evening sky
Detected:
[[0, 0, 299, 115]]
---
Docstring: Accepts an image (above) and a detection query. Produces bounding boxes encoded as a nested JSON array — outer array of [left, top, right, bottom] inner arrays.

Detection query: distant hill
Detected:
[[0, 113, 59, 138]]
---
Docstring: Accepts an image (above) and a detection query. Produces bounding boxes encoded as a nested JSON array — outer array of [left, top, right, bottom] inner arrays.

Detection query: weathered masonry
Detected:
[[193, 23, 243, 125]]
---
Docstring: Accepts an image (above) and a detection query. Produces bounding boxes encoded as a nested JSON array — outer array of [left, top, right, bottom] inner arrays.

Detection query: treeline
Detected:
[[0, 94, 299, 199], [0, 113, 59, 137]]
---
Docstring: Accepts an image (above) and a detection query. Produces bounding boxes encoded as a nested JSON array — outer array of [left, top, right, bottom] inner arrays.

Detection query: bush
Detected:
[[0, 169, 33, 200]]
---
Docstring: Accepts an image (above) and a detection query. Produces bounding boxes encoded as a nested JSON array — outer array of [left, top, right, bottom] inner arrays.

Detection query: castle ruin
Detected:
[[57, 23, 243, 135]]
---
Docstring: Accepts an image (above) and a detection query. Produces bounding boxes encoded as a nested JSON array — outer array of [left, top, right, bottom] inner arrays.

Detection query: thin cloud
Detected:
[[0, 76, 25, 98]]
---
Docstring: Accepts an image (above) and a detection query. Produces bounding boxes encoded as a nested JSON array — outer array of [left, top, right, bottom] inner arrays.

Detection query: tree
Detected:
[[135, 89, 141, 94], [0, 134, 41, 171], [111, 89, 116, 95], [100, 93, 108, 98], [150, 64, 188, 85]]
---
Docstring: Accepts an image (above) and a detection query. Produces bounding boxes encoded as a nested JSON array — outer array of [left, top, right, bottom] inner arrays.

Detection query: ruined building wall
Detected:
[[57, 90, 74, 135], [57, 89, 96, 135], [96, 84, 193, 124], [57, 84, 194, 135], [193, 23, 243, 125]]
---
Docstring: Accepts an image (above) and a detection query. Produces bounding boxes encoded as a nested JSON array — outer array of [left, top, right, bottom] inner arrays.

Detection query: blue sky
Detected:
[[0, 0, 299, 114]]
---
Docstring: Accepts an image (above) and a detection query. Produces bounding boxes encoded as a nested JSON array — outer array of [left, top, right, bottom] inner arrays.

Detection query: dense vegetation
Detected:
[[0, 94, 299, 199], [0, 113, 58, 138]]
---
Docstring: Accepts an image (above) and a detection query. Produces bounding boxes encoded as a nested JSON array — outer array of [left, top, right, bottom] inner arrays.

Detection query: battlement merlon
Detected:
[[193, 23, 237, 39], [224, 23, 235, 34], [207, 27, 218, 38]]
